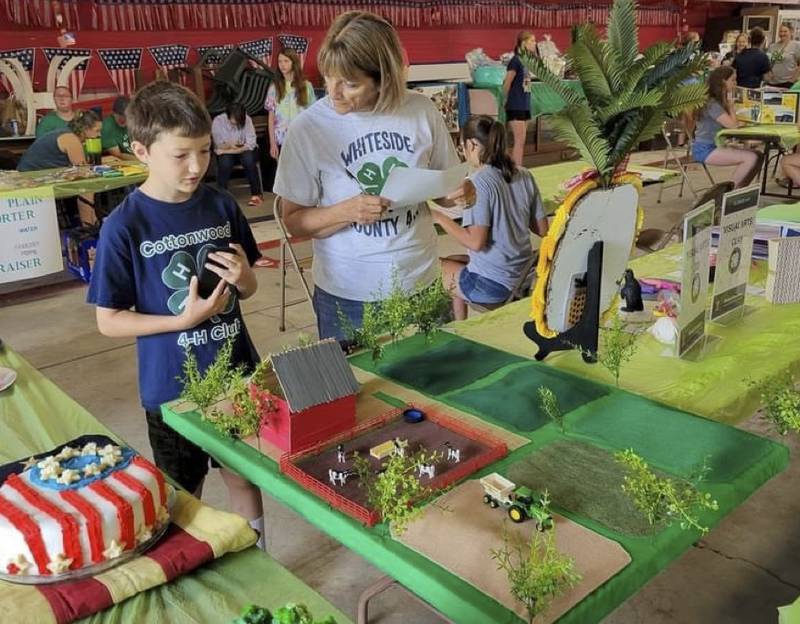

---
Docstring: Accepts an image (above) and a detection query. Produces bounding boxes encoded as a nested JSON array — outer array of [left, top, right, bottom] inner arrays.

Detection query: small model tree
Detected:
[[233, 602, 337, 624], [490, 525, 581, 624], [352, 448, 442, 535], [179, 340, 274, 439], [598, 316, 640, 387], [339, 276, 453, 360], [537, 386, 564, 432], [615, 449, 719, 534], [753, 373, 800, 436]]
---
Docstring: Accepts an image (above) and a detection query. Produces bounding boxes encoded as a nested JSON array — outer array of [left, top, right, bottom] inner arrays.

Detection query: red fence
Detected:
[[279, 403, 508, 527]]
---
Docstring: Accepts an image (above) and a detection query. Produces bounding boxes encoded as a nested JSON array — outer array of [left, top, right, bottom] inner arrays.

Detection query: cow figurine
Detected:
[[444, 441, 461, 463], [418, 462, 436, 479], [336, 443, 346, 463]]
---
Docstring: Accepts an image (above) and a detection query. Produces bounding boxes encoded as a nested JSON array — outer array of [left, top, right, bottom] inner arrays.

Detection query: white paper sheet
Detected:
[[381, 162, 470, 207]]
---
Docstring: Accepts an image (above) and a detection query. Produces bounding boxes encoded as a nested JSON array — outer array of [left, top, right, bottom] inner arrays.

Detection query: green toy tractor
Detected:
[[480, 472, 554, 530]]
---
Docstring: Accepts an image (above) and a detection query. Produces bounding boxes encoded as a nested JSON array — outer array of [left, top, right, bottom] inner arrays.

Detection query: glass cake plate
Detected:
[[0, 485, 176, 585]]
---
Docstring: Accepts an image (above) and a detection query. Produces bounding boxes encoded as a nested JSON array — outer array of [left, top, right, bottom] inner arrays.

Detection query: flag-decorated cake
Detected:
[[0, 436, 171, 580]]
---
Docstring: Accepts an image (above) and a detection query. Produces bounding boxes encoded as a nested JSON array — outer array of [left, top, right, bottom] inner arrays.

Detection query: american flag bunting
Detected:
[[197, 45, 234, 67], [240, 38, 273, 66], [277, 34, 310, 68], [41, 47, 92, 99], [148, 44, 190, 70], [98, 48, 143, 97], [0, 48, 34, 95]]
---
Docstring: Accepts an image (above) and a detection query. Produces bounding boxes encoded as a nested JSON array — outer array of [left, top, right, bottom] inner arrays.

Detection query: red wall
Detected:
[[0, 1, 739, 95]]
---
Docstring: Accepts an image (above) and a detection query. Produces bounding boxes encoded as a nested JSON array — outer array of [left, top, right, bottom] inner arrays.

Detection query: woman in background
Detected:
[[211, 102, 262, 206], [265, 48, 316, 160], [503, 31, 537, 167], [723, 33, 748, 66], [433, 115, 548, 320]]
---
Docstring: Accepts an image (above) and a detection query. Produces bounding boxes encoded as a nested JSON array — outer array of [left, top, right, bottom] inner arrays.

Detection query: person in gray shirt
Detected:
[[691, 66, 761, 188], [432, 115, 548, 320], [767, 23, 800, 88]]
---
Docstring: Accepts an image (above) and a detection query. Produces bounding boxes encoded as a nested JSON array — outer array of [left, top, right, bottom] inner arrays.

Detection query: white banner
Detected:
[[0, 187, 62, 283], [710, 186, 760, 322], [677, 201, 714, 357]]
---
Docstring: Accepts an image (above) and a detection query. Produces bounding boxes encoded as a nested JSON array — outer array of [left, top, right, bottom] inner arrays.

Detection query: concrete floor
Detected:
[[0, 153, 798, 623]]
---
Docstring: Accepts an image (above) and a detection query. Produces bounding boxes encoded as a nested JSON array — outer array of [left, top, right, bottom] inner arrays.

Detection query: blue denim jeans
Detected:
[[313, 286, 365, 344], [459, 267, 511, 304], [216, 149, 261, 195]]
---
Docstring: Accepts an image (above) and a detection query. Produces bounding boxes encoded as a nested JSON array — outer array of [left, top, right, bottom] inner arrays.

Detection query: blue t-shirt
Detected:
[[505, 55, 531, 112], [732, 48, 770, 89], [17, 128, 72, 171], [86, 184, 262, 411]]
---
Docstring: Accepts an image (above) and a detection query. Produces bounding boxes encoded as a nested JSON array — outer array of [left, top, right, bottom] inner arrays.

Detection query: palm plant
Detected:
[[522, 0, 708, 187]]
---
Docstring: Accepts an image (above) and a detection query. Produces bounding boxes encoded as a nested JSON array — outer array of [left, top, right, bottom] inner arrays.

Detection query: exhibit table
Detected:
[[716, 124, 800, 199], [0, 164, 148, 200], [163, 332, 788, 623], [0, 346, 349, 624], [452, 244, 800, 425]]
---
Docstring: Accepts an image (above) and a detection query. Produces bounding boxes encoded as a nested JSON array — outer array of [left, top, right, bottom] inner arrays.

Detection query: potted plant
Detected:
[[523, 0, 707, 340]]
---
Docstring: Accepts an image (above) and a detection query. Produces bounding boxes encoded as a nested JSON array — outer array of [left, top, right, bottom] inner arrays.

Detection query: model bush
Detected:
[[339, 276, 452, 360], [537, 386, 564, 432], [753, 373, 800, 436], [598, 316, 640, 387], [233, 602, 336, 624], [614, 449, 718, 534], [352, 447, 442, 535], [179, 341, 274, 439], [490, 525, 581, 624]]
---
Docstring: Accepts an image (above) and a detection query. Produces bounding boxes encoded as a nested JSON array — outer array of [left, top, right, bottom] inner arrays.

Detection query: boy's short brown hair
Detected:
[[127, 81, 211, 147]]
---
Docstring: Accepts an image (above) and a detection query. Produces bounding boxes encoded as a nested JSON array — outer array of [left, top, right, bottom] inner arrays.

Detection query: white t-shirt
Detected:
[[273, 91, 460, 301]]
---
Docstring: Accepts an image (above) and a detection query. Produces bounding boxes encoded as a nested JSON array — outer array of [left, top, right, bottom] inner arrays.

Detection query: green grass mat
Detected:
[[507, 439, 657, 536], [362, 332, 525, 396], [447, 361, 609, 432], [568, 393, 777, 482]]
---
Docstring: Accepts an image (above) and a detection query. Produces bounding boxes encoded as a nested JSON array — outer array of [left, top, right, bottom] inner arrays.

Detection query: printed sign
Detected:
[[0, 187, 62, 283], [710, 185, 759, 322], [677, 200, 714, 357], [735, 87, 799, 125]]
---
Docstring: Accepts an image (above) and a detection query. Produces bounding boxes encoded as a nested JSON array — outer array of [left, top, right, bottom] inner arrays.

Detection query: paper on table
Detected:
[[381, 162, 469, 207]]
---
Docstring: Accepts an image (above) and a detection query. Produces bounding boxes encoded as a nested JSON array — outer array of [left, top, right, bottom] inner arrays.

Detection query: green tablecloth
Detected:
[[756, 202, 800, 226], [0, 347, 349, 624], [452, 244, 800, 424], [164, 328, 788, 624], [472, 80, 583, 123], [716, 124, 800, 151], [1, 166, 147, 200]]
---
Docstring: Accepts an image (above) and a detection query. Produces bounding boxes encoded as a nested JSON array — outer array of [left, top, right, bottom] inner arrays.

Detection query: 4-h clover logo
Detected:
[[161, 246, 235, 318], [355, 157, 408, 195]]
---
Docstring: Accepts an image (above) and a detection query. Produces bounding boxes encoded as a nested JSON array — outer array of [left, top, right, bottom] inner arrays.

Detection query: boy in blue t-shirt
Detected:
[[87, 81, 265, 546]]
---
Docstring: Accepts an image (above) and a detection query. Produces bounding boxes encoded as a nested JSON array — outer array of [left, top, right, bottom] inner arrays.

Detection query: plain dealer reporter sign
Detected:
[[0, 187, 62, 283]]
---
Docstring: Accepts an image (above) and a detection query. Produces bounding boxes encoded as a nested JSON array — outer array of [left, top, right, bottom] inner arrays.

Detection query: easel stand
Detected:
[[524, 241, 604, 363]]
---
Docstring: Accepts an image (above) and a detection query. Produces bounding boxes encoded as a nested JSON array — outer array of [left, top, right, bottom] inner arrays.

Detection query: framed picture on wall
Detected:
[[744, 15, 775, 42]]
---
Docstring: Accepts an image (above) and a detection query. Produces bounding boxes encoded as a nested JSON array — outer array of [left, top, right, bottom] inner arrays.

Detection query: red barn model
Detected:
[[259, 338, 360, 453]]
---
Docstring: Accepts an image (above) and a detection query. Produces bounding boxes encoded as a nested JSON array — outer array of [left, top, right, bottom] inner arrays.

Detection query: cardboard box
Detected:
[[61, 226, 98, 283]]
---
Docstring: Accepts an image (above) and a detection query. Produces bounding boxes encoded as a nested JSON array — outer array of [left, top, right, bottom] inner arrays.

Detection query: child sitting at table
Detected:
[[692, 66, 762, 189], [432, 115, 549, 320], [87, 81, 266, 548]]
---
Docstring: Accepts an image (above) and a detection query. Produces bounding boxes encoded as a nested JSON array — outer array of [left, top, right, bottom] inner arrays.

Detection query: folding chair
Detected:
[[274, 196, 315, 331], [637, 181, 734, 253], [657, 121, 716, 203], [467, 252, 538, 315]]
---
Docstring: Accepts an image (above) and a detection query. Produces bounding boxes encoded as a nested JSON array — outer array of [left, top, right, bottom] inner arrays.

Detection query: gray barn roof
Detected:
[[270, 338, 360, 413]]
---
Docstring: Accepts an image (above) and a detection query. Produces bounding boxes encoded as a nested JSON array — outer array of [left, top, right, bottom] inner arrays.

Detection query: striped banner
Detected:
[[41, 48, 92, 100]]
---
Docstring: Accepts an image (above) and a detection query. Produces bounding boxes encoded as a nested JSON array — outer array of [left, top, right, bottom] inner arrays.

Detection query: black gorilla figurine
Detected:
[[620, 269, 644, 312]]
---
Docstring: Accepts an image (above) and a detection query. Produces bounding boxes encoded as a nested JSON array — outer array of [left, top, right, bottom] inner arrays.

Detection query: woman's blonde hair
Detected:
[[317, 11, 405, 114]]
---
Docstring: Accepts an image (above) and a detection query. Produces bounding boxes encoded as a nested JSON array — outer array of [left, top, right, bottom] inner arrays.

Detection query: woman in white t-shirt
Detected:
[[273, 11, 472, 342], [433, 115, 548, 320]]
